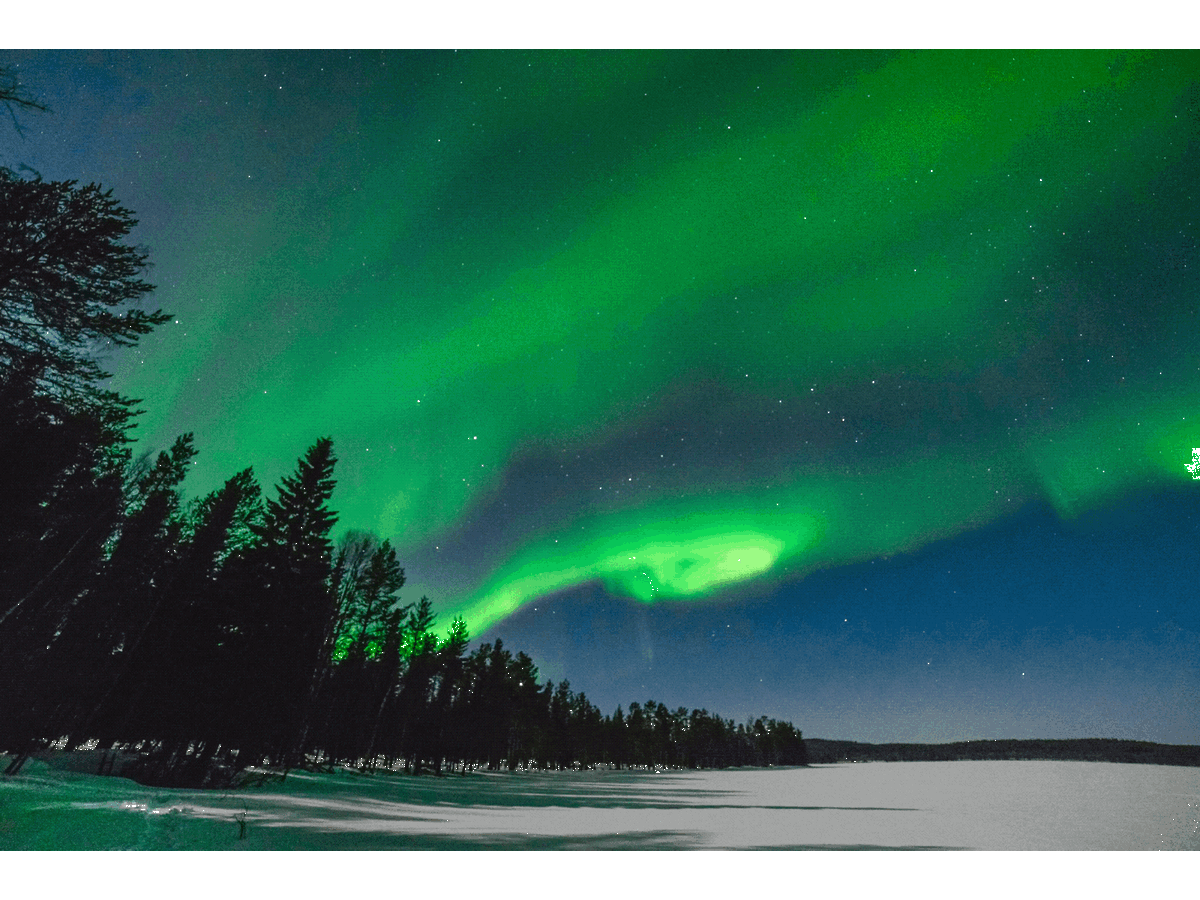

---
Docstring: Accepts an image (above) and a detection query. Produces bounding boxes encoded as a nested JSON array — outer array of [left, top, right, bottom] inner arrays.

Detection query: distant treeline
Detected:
[[0, 168, 806, 787], [805, 738, 1200, 767]]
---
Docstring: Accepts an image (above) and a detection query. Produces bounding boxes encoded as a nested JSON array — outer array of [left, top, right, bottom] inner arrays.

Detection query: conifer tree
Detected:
[[345, 539, 406, 661], [237, 437, 339, 766], [358, 604, 408, 766], [125, 467, 262, 779], [0, 167, 160, 761], [329, 531, 380, 660], [429, 616, 470, 773], [0, 169, 166, 397], [73, 434, 197, 746], [393, 597, 441, 772]]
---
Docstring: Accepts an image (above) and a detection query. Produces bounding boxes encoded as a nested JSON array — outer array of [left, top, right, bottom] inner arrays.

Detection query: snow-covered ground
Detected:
[[1, 753, 1198, 850]]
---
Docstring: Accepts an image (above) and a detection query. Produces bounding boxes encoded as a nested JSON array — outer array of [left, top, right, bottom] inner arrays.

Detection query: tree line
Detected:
[[804, 738, 1200, 767], [0, 159, 806, 787]]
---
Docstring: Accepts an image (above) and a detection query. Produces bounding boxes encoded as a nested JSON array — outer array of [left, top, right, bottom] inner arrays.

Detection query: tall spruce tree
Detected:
[[237, 437, 339, 767]]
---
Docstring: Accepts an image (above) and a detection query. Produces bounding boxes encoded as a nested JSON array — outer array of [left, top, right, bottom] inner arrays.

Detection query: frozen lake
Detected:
[[2, 756, 1198, 850]]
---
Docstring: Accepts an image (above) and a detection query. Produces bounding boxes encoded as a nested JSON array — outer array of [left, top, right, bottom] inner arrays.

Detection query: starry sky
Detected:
[[5, 49, 1198, 743]]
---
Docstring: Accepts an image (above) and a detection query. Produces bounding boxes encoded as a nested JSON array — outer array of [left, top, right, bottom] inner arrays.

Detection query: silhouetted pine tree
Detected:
[[358, 605, 407, 766], [316, 531, 410, 766], [233, 438, 338, 768], [393, 597, 440, 773], [547, 680, 574, 769], [0, 170, 160, 769], [76, 435, 197, 746], [608, 705, 628, 769], [428, 616, 470, 774], [0, 170, 165, 396], [505, 651, 544, 769], [0, 382, 131, 765], [120, 468, 264, 784], [347, 539, 406, 661]]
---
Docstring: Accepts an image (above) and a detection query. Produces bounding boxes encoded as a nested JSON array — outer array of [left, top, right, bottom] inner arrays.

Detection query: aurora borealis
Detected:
[[5, 49, 1199, 742]]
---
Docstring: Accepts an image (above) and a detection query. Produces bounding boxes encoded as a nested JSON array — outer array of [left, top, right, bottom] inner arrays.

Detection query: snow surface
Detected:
[[1, 754, 1198, 850]]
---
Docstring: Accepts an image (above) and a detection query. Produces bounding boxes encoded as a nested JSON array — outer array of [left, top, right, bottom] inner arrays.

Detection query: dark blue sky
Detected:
[[488, 487, 1200, 743]]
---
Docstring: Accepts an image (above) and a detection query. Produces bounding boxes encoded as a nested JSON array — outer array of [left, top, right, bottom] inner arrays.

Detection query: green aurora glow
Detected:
[[94, 50, 1200, 635]]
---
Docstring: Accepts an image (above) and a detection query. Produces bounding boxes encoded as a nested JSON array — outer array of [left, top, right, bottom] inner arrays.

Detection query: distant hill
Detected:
[[804, 738, 1200, 767]]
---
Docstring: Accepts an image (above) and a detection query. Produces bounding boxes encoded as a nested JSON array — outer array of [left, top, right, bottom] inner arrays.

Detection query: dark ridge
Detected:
[[804, 737, 1200, 767]]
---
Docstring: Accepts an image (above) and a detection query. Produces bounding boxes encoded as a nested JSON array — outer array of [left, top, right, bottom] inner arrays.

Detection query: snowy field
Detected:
[[1, 754, 1198, 851]]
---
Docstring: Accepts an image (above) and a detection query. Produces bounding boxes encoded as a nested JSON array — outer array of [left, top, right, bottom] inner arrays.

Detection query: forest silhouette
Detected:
[[0, 114, 808, 786]]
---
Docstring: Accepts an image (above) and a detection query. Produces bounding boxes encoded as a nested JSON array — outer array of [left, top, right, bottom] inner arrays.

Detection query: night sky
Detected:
[[5, 49, 1198, 743]]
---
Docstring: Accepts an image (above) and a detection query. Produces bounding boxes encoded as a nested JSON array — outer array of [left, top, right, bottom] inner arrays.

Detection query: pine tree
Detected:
[[236, 437, 339, 767], [127, 467, 262, 782], [329, 531, 380, 661], [394, 597, 440, 772], [318, 531, 410, 765], [429, 616, 469, 773], [73, 435, 198, 747], [0, 170, 166, 397], [341, 538, 406, 662]]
